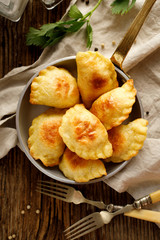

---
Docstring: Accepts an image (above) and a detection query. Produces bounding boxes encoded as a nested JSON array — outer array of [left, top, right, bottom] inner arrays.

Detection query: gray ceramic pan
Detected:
[[16, 0, 156, 184]]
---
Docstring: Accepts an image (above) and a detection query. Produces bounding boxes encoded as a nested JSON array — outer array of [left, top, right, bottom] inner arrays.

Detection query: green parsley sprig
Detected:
[[26, 0, 103, 49], [26, 0, 136, 49]]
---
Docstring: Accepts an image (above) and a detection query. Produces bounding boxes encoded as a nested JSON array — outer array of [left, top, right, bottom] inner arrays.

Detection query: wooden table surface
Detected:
[[0, 0, 160, 239]]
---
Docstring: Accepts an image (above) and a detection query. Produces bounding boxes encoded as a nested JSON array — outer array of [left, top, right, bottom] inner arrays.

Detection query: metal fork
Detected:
[[64, 206, 160, 240], [36, 180, 109, 209], [64, 205, 135, 240]]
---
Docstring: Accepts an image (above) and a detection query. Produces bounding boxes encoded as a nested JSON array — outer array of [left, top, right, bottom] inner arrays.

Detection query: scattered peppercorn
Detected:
[[85, 0, 89, 5], [36, 209, 40, 214], [21, 210, 25, 215], [101, 43, 105, 49], [146, 111, 149, 115], [27, 205, 31, 210], [94, 47, 98, 51]]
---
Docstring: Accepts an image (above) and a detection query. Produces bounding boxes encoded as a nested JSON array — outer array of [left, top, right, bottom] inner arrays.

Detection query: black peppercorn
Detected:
[[85, 0, 89, 5]]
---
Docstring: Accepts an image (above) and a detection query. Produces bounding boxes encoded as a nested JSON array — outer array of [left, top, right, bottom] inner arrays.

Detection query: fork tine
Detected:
[[36, 185, 67, 198], [64, 212, 102, 240], [64, 212, 104, 240], [36, 188, 67, 202], [36, 181, 75, 202], [37, 183, 68, 194], [65, 215, 94, 235], [65, 221, 98, 240], [66, 224, 101, 240], [37, 180, 70, 190]]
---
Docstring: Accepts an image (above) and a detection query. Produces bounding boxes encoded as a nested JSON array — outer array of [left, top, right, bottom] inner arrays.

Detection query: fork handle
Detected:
[[84, 198, 107, 209], [133, 189, 160, 209], [110, 0, 157, 69], [124, 209, 160, 223], [150, 190, 160, 204]]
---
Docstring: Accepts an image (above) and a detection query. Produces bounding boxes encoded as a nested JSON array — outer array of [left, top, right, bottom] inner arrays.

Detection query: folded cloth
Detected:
[[0, 0, 160, 225]]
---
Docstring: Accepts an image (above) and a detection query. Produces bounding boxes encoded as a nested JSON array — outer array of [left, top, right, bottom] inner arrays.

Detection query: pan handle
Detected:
[[110, 0, 157, 69]]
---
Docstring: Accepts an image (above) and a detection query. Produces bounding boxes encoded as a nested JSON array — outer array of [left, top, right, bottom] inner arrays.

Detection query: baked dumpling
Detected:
[[59, 104, 112, 160], [105, 119, 148, 163], [30, 66, 79, 108], [76, 51, 118, 108], [90, 79, 136, 130], [28, 108, 66, 167], [59, 148, 107, 182]]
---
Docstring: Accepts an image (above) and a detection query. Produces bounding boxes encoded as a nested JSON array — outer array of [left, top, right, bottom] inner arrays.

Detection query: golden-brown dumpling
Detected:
[[28, 108, 66, 167], [59, 104, 112, 160], [90, 79, 136, 130], [105, 119, 148, 163], [76, 51, 118, 108], [30, 66, 79, 108], [59, 148, 107, 182]]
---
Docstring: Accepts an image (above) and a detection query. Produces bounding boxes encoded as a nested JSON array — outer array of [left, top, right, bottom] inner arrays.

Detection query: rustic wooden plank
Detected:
[[0, 0, 160, 239], [0, 147, 160, 239]]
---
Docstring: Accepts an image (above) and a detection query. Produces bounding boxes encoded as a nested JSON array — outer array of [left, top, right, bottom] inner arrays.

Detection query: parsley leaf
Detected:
[[68, 4, 83, 19], [66, 20, 86, 33], [111, 0, 136, 15], [26, 0, 103, 49], [26, 0, 136, 49], [26, 27, 48, 47]]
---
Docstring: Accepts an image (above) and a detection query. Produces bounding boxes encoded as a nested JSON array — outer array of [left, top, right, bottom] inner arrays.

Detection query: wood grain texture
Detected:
[[0, 0, 160, 239]]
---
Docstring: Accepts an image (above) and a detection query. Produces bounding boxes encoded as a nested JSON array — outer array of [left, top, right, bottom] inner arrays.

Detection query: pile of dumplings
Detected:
[[28, 51, 148, 182]]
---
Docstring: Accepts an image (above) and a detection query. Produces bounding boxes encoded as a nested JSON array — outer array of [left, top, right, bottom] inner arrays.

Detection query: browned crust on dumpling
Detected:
[[28, 108, 66, 167], [59, 104, 113, 160], [59, 148, 107, 182], [106, 118, 148, 163], [30, 66, 79, 108], [108, 127, 126, 156], [39, 121, 62, 147], [90, 79, 137, 130], [76, 51, 118, 108], [73, 118, 98, 143]]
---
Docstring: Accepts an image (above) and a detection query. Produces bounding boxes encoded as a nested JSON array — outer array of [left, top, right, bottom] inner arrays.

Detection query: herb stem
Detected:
[[81, 0, 103, 21], [26, 0, 135, 49]]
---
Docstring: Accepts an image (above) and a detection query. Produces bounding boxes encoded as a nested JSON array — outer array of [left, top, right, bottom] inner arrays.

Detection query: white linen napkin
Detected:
[[0, 0, 160, 225]]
